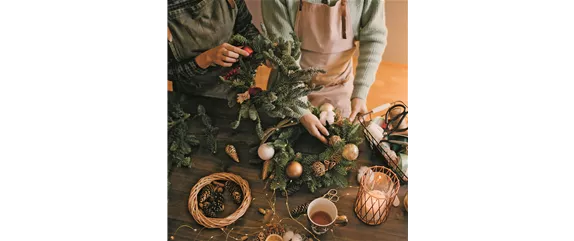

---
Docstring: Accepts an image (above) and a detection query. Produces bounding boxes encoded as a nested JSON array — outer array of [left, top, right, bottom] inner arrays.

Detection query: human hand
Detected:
[[349, 98, 368, 122], [300, 113, 329, 144], [195, 43, 250, 69]]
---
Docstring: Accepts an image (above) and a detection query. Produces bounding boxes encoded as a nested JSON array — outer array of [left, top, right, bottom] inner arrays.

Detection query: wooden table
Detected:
[[168, 95, 408, 241]]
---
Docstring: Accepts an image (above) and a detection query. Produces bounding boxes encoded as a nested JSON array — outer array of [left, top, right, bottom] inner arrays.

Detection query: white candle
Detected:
[[358, 189, 388, 221]]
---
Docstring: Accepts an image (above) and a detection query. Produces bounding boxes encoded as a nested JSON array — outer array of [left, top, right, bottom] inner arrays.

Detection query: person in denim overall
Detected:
[[168, 0, 260, 98]]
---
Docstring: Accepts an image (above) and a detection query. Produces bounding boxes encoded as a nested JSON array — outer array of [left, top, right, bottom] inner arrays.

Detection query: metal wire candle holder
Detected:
[[354, 166, 400, 225]]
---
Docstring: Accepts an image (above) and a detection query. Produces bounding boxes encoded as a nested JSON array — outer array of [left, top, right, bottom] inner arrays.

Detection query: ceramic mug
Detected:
[[307, 197, 348, 235]]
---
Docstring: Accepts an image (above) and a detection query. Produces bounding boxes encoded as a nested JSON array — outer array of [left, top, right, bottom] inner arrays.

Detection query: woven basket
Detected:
[[188, 172, 252, 228]]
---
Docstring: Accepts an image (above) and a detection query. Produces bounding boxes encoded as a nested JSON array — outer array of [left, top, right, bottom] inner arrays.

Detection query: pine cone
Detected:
[[330, 152, 343, 164], [328, 135, 342, 146], [202, 204, 217, 217], [198, 186, 213, 203], [211, 197, 225, 212], [225, 181, 243, 204], [290, 202, 309, 218], [281, 183, 301, 197], [312, 162, 326, 177], [265, 223, 285, 236]]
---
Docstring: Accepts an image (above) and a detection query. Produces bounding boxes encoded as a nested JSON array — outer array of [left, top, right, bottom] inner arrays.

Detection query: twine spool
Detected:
[[188, 172, 252, 228]]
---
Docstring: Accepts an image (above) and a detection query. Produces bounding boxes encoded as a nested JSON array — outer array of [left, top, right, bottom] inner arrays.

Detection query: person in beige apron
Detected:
[[168, 0, 259, 98], [272, 0, 366, 144]]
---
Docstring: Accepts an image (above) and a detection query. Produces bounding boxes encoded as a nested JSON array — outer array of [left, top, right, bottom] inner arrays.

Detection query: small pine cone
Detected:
[[211, 198, 225, 212], [231, 191, 242, 204], [212, 191, 224, 202], [328, 135, 342, 146], [265, 223, 285, 236], [312, 162, 326, 177], [202, 205, 217, 217], [257, 231, 266, 241], [198, 186, 213, 203], [225, 181, 243, 204], [330, 152, 343, 164], [281, 183, 301, 197], [290, 202, 309, 218]]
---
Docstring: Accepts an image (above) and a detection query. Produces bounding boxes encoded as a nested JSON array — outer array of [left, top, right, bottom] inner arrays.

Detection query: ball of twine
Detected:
[[188, 172, 252, 228]]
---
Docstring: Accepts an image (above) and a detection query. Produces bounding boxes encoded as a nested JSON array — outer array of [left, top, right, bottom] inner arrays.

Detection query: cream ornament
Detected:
[[320, 103, 334, 112], [258, 143, 275, 161], [319, 103, 335, 126], [292, 234, 303, 241]]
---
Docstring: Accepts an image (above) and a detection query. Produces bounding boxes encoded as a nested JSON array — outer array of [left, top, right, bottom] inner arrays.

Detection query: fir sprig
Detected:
[[168, 95, 219, 181]]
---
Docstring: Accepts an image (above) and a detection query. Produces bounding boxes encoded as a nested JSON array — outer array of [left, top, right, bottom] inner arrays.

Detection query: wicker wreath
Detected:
[[188, 172, 252, 228]]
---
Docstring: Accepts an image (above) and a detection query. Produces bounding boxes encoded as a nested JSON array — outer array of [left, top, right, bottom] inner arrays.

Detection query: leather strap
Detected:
[[168, 27, 172, 42]]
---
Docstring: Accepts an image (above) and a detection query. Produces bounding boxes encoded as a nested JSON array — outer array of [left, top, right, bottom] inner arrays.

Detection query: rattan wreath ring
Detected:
[[188, 172, 252, 228]]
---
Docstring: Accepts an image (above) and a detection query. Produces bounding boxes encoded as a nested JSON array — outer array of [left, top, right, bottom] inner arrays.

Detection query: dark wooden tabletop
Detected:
[[168, 95, 408, 241]]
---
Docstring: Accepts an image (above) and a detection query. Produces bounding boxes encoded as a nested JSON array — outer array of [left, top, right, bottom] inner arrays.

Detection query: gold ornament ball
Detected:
[[170, 236, 175, 240], [286, 161, 303, 179], [342, 144, 359, 161], [328, 135, 342, 146]]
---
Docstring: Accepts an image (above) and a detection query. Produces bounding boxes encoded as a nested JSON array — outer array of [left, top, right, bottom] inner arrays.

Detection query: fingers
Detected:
[[224, 43, 250, 57], [222, 56, 237, 63], [317, 123, 329, 137], [349, 110, 359, 122], [310, 128, 328, 144], [225, 50, 240, 59]]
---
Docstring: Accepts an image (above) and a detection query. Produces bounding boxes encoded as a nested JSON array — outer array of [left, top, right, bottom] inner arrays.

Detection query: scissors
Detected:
[[322, 189, 339, 203], [382, 101, 408, 135]]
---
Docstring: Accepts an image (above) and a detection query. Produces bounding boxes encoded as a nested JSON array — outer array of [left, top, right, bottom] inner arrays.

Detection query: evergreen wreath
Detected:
[[219, 24, 325, 139], [191, 25, 362, 194], [260, 108, 364, 193]]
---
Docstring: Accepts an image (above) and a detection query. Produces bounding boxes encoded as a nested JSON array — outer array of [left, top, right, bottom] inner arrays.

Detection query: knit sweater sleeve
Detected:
[[353, 0, 388, 100], [261, 0, 311, 119]]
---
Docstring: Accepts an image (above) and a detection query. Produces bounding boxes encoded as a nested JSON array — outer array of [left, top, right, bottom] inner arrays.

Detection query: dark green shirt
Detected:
[[168, 0, 260, 81]]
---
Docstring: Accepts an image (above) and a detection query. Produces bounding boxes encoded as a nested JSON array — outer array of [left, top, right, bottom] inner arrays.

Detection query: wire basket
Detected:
[[358, 102, 408, 184]]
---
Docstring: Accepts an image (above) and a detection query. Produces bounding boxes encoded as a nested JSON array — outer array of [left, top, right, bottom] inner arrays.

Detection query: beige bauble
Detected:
[[312, 161, 326, 177], [342, 144, 359, 161], [258, 143, 275, 161], [286, 161, 303, 179], [320, 103, 334, 112]]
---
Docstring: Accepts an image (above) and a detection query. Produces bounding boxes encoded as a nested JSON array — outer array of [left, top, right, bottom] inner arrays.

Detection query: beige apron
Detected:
[[295, 0, 357, 117]]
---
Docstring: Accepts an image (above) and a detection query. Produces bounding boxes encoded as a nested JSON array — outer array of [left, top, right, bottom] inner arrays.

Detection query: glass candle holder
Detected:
[[354, 166, 400, 225]]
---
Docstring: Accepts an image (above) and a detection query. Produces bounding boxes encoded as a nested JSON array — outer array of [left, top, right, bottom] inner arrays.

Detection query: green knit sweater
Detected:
[[261, 0, 388, 101]]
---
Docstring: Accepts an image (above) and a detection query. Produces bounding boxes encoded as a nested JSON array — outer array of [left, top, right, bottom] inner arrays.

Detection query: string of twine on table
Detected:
[[171, 179, 361, 241]]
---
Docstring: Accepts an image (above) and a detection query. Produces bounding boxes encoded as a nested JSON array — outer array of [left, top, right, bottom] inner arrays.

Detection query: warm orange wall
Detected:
[[382, 0, 408, 65]]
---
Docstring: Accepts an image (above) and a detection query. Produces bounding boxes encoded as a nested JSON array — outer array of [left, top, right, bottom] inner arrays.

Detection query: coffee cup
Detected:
[[306, 197, 348, 235]]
